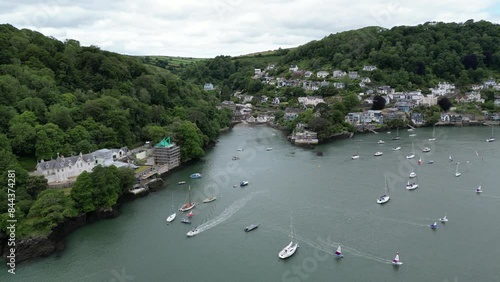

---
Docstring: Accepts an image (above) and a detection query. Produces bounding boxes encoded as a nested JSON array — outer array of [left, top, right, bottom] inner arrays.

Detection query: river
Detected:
[[2, 124, 499, 282]]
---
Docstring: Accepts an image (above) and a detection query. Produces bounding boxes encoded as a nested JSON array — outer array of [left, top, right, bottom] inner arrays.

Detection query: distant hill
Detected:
[[178, 20, 500, 93]]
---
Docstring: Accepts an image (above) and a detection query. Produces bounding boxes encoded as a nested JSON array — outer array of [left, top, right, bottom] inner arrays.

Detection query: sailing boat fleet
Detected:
[[162, 124, 492, 267]]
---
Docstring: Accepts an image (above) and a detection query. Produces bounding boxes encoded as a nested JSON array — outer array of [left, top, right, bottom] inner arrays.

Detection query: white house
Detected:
[[34, 148, 132, 184], [332, 70, 346, 78], [204, 83, 215, 91], [362, 65, 377, 71], [317, 71, 330, 78], [254, 69, 262, 75], [431, 82, 455, 96], [304, 71, 313, 78], [361, 77, 371, 83], [272, 97, 280, 105], [333, 82, 345, 89], [420, 94, 438, 106], [289, 65, 299, 72], [348, 71, 359, 79], [298, 96, 325, 107]]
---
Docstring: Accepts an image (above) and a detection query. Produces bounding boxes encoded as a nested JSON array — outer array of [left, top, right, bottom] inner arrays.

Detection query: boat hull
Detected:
[[166, 213, 176, 222], [203, 197, 216, 203], [278, 242, 298, 259], [187, 229, 200, 237], [179, 203, 196, 212], [244, 224, 259, 232], [377, 196, 390, 204]]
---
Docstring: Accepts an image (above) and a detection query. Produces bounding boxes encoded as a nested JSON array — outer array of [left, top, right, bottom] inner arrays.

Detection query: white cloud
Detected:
[[2, 0, 500, 57]]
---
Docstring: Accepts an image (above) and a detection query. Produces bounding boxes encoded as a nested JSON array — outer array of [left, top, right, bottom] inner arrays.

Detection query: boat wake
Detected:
[[270, 225, 391, 264], [194, 192, 259, 235], [270, 225, 392, 264]]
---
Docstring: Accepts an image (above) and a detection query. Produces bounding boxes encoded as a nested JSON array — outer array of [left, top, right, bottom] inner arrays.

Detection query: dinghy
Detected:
[[392, 252, 403, 266], [334, 244, 344, 258], [439, 213, 448, 223], [430, 222, 438, 229]]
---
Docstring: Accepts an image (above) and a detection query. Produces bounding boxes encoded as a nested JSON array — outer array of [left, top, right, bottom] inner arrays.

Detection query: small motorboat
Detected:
[[351, 154, 359, 160], [427, 160, 434, 164], [430, 222, 438, 229], [190, 173, 202, 179], [232, 156, 240, 160], [203, 196, 216, 203], [233, 185, 237, 188], [244, 224, 259, 232], [392, 252, 403, 266], [181, 218, 191, 224], [240, 181, 249, 187], [422, 147, 430, 153], [374, 151, 383, 156], [409, 172, 416, 178], [439, 214, 448, 223], [392, 146, 401, 151], [377, 140, 385, 144], [237, 148, 244, 151], [409, 134, 416, 137], [187, 211, 194, 217], [266, 148, 273, 151], [475, 186, 482, 193], [178, 181, 186, 185], [187, 228, 200, 237]]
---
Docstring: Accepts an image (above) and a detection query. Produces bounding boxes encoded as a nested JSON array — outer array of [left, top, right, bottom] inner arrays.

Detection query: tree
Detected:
[[27, 189, 77, 231], [372, 95, 386, 110], [437, 97, 452, 112]]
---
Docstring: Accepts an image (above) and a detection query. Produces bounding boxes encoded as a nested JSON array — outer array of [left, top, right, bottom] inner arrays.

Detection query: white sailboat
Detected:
[[406, 177, 418, 190], [166, 193, 177, 223], [406, 142, 415, 159], [486, 125, 495, 142], [377, 140, 385, 144], [392, 127, 401, 140], [179, 186, 196, 212], [392, 252, 403, 266], [429, 125, 436, 141], [278, 214, 299, 259], [392, 146, 401, 151], [334, 244, 344, 258], [439, 213, 448, 223], [454, 162, 461, 177], [351, 147, 359, 160], [475, 185, 482, 193], [377, 175, 390, 204]]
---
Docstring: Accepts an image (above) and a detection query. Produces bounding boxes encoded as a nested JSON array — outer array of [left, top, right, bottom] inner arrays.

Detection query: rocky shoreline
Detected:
[[0, 207, 122, 265]]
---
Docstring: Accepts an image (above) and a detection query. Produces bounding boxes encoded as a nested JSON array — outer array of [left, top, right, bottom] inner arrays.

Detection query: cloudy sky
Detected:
[[3, 0, 500, 58]]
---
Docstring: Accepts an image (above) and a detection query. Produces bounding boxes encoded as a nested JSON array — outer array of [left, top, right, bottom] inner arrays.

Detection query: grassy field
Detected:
[[135, 55, 208, 72]]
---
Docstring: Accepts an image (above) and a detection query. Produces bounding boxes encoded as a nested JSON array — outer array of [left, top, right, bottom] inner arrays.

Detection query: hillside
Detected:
[[177, 20, 500, 93], [0, 24, 232, 239]]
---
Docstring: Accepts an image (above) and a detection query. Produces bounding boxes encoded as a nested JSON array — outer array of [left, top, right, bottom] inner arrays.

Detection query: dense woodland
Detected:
[[0, 24, 232, 239]]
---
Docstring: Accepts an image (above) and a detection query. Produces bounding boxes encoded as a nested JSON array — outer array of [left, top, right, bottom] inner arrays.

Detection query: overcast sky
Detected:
[[3, 1, 500, 58]]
